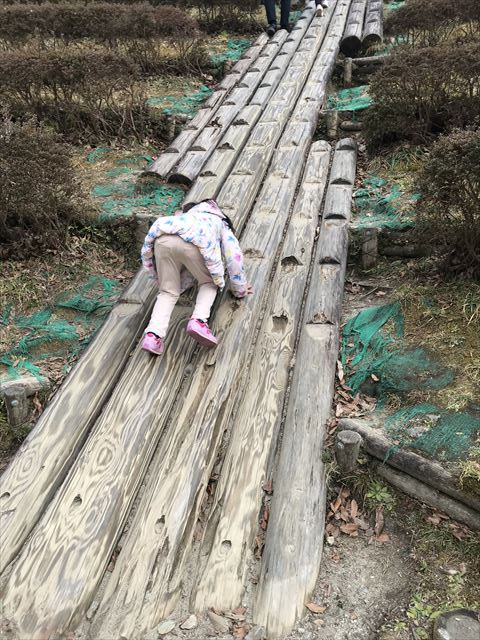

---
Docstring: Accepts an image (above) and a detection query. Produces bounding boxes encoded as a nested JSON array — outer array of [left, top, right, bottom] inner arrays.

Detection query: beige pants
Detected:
[[145, 234, 218, 338]]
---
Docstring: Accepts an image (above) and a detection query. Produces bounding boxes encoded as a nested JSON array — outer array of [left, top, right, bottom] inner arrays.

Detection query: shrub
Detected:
[[0, 48, 170, 142], [184, 0, 261, 33], [0, 117, 89, 257], [416, 127, 480, 276], [364, 42, 480, 149], [385, 0, 480, 47], [0, 3, 207, 73]]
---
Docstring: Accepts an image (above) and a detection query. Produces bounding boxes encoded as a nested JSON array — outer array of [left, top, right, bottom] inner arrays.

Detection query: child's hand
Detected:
[[246, 283, 254, 295]]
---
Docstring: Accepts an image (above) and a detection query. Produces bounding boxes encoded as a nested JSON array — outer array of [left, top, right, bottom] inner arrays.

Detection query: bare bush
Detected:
[[416, 127, 480, 276], [0, 117, 90, 257], [365, 42, 480, 149]]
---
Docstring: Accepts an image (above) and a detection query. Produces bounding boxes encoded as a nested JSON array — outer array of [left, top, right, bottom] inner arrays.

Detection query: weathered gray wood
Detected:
[[1, 305, 198, 637], [0, 286, 157, 576], [340, 120, 364, 131], [145, 33, 269, 178], [317, 219, 349, 265], [3, 386, 29, 427], [338, 418, 480, 513], [329, 143, 357, 185], [375, 463, 480, 531], [361, 227, 378, 268], [255, 135, 356, 639], [169, 19, 319, 186], [362, 0, 383, 48], [91, 11, 349, 635], [193, 142, 332, 613], [341, 0, 368, 57], [335, 429, 363, 472]]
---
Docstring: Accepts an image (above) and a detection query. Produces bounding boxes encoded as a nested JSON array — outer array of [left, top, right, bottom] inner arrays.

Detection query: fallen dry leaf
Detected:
[[374, 507, 384, 537], [233, 624, 251, 638], [331, 496, 341, 512], [305, 603, 327, 614], [337, 360, 345, 384], [340, 523, 359, 535], [376, 533, 390, 543], [341, 487, 351, 499], [350, 499, 358, 519]]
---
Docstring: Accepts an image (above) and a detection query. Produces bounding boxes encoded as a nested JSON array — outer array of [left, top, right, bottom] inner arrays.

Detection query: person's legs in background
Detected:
[[279, 0, 292, 30], [263, 0, 277, 36]]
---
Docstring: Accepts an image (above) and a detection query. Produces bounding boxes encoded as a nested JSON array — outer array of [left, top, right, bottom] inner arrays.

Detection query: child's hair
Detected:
[[182, 198, 236, 233]]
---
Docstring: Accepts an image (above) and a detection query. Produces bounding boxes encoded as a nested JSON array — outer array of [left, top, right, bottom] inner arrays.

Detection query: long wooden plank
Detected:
[[254, 138, 357, 639], [0, 271, 156, 576], [340, 0, 367, 56], [193, 141, 332, 613], [362, 0, 383, 48], [0, 304, 198, 638], [146, 33, 268, 178]]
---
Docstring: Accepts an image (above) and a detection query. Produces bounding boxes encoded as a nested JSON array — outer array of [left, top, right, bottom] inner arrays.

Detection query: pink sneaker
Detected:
[[142, 332, 164, 355], [186, 318, 218, 348]]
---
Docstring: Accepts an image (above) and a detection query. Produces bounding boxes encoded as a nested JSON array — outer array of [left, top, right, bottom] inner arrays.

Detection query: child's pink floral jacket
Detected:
[[141, 200, 248, 297]]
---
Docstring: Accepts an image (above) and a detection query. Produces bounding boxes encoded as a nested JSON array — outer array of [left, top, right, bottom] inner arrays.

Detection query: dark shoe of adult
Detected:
[[266, 22, 277, 37]]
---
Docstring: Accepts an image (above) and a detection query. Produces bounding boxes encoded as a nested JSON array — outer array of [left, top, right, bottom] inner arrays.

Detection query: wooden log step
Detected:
[[90, 131, 327, 640], [254, 137, 356, 639], [193, 141, 332, 614], [0, 304, 199, 638], [338, 418, 480, 513], [352, 53, 387, 65], [375, 463, 480, 531], [145, 32, 269, 178], [0, 274, 157, 577], [340, 0, 368, 57], [362, 0, 383, 48]]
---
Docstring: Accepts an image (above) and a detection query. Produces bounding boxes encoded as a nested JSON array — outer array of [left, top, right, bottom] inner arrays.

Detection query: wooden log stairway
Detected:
[[0, 2, 359, 638]]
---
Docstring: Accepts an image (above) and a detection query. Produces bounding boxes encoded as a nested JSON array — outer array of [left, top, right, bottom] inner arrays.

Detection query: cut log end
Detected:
[[335, 430, 362, 473], [167, 173, 193, 187]]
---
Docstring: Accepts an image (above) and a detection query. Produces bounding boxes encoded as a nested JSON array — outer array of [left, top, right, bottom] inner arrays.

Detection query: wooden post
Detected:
[[326, 109, 339, 139], [344, 57, 353, 86], [335, 430, 362, 472], [3, 386, 29, 427], [361, 228, 378, 269], [339, 120, 363, 131]]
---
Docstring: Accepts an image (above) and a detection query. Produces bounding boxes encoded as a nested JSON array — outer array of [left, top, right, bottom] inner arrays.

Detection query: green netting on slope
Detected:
[[353, 175, 420, 230], [210, 38, 251, 68], [341, 304, 479, 462], [95, 183, 184, 220], [341, 303, 454, 397], [386, 1, 405, 12], [385, 405, 480, 462], [0, 277, 122, 380], [328, 86, 373, 112], [147, 84, 213, 117], [86, 147, 113, 164]]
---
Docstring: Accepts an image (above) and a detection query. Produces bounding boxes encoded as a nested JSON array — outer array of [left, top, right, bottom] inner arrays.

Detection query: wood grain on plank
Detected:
[[341, 0, 368, 56], [362, 0, 383, 48], [1, 306, 197, 638], [0, 279, 156, 576]]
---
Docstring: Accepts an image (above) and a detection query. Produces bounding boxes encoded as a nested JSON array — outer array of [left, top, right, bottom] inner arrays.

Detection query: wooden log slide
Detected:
[[362, 0, 383, 49], [339, 418, 480, 513], [0, 6, 340, 638], [0, 271, 157, 576], [255, 138, 357, 639], [145, 32, 268, 179], [340, 0, 367, 57], [89, 9, 348, 638]]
